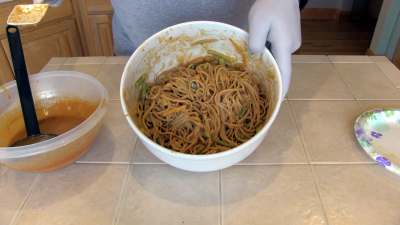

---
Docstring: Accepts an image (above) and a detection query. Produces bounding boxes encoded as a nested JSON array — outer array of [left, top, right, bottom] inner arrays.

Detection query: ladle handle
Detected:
[[6, 25, 40, 136]]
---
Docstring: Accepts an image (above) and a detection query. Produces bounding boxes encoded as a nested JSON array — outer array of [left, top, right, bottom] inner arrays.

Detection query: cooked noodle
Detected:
[[136, 59, 273, 155]]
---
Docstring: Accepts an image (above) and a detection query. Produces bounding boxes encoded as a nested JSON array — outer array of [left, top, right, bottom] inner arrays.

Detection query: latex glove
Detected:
[[248, 0, 302, 99], [33, 0, 64, 7]]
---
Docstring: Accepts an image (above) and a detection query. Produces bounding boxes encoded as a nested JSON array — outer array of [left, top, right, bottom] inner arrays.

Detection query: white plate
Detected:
[[355, 108, 400, 175]]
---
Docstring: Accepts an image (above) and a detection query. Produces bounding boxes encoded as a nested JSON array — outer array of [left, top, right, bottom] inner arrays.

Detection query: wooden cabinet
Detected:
[[0, 0, 116, 85], [1, 19, 83, 76], [0, 0, 84, 85], [77, 0, 114, 56], [88, 14, 114, 56]]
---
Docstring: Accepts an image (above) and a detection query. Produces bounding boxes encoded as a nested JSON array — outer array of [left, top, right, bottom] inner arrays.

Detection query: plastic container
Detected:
[[0, 71, 109, 173], [120, 21, 282, 172]]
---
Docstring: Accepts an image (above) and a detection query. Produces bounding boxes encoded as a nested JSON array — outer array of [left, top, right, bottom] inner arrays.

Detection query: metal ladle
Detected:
[[7, 25, 57, 147]]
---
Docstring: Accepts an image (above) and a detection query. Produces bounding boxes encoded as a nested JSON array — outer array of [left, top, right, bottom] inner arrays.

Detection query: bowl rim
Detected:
[[120, 20, 283, 160], [0, 71, 109, 158]]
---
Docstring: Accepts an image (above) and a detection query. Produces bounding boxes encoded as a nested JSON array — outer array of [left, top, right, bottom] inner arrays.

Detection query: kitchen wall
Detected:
[[370, 0, 400, 60]]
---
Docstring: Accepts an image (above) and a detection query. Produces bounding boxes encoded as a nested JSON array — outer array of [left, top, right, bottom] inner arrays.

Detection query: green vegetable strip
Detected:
[[225, 60, 233, 68], [141, 83, 147, 106], [191, 38, 219, 45], [202, 131, 211, 138], [196, 146, 205, 154], [256, 124, 263, 134], [135, 74, 145, 87], [219, 58, 226, 67], [191, 82, 198, 90], [214, 139, 231, 147], [156, 137, 161, 145], [207, 49, 234, 62], [238, 108, 247, 118], [203, 63, 209, 69]]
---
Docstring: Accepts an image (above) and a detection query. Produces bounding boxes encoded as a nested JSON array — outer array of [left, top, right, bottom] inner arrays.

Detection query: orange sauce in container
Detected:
[[0, 99, 100, 173], [2, 100, 97, 147]]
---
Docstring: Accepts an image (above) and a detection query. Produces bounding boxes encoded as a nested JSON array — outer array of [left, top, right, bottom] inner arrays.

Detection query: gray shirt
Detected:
[[110, 0, 256, 56]]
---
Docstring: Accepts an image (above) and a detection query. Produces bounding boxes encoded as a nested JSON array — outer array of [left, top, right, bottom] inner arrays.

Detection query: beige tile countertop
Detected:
[[2, 55, 400, 225]]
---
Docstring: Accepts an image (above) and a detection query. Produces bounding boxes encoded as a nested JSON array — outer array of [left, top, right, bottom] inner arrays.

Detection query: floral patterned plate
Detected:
[[355, 108, 400, 176]]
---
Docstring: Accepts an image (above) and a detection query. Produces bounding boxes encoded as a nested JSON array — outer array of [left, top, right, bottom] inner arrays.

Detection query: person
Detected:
[[39, 0, 308, 98]]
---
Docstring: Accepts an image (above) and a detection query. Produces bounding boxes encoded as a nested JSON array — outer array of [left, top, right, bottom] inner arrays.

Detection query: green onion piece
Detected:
[[202, 131, 211, 138], [238, 107, 247, 118], [214, 139, 231, 147], [156, 137, 161, 145], [212, 54, 221, 60], [219, 58, 226, 67], [243, 123, 249, 128], [191, 38, 219, 45], [203, 63, 209, 69], [256, 124, 263, 134], [141, 83, 147, 106], [240, 132, 245, 139], [135, 74, 145, 87], [191, 82, 198, 90], [196, 146, 206, 154], [207, 49, 234, 62]]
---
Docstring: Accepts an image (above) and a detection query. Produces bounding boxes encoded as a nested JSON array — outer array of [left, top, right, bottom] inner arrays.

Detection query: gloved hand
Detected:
[[33, 0, 64, 7], [248, 0, 302, 99]]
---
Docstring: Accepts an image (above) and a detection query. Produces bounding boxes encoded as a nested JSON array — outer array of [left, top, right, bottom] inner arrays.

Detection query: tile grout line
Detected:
[[286, 100, 311, 164], [311, 162, 377, 165], [129, 136, 139, 164], [74, 161, 378, 166], [10, 174, 41, 225], [131, 162, 166, 165], [94, 60, 107, 79], [328, 60, 369, 114], [307, 164, 332, 225], [286, 99, 331, 225], [75, 161, 131, 165], [331, 61, 400, 103], [113, 127, 138, 224], [328, 61, 358, 102], [113, 163, 132, 225], [236, 162, 308, 165], [374, 62, 400, 89]]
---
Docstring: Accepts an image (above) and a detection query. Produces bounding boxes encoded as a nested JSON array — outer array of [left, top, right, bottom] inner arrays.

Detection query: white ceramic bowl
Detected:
[[120, 21, 282, 172], [0, 71, 109, 173]]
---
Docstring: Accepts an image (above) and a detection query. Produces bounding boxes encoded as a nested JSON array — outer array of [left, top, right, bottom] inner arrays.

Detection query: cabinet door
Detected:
[[1, 18, 83, 75], [89, 14, 114, 56]]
